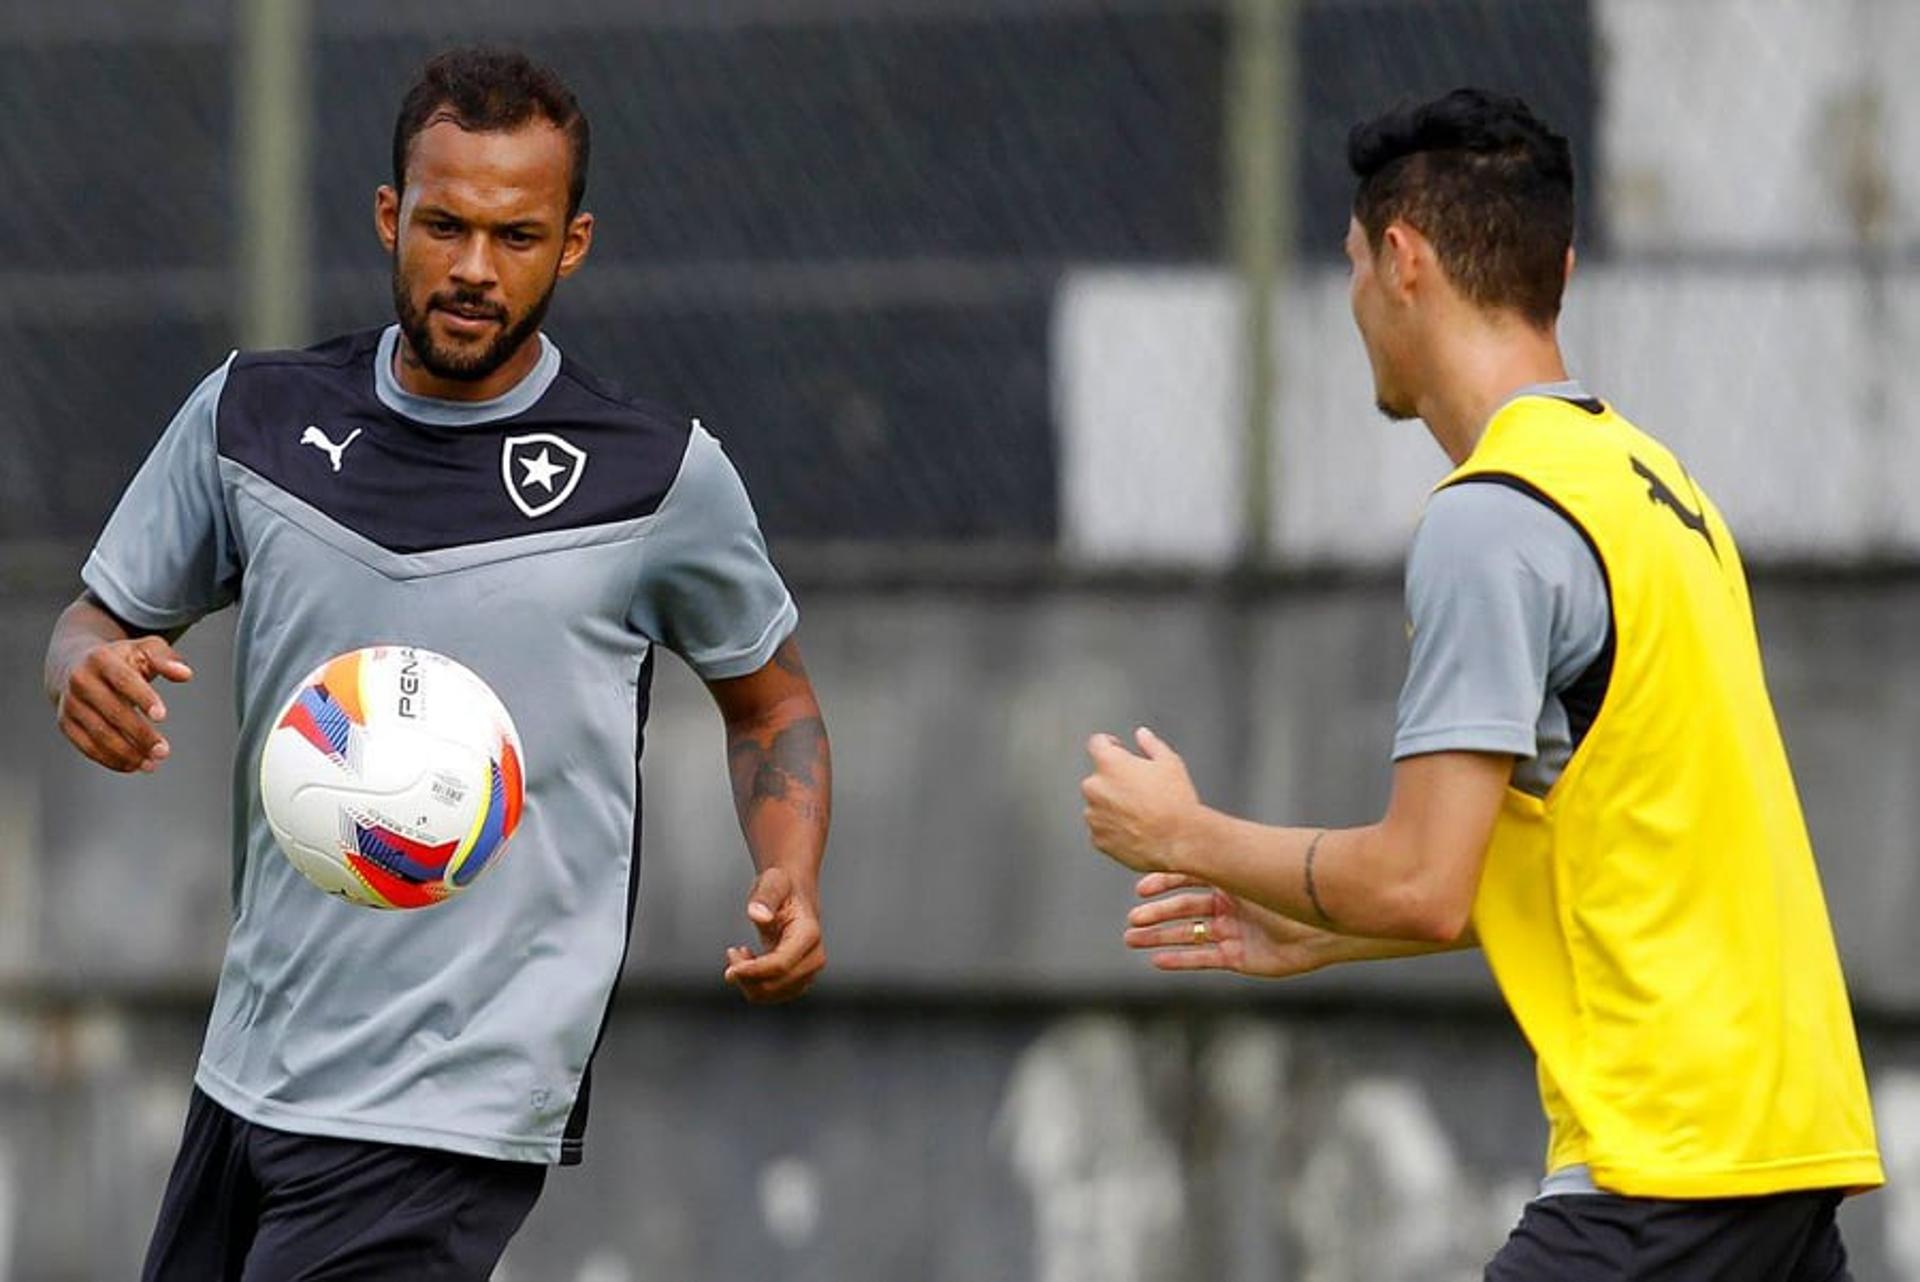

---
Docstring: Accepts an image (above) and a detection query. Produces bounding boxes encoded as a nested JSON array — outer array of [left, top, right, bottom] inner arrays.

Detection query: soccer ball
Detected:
[[260, 645, 526, 909]]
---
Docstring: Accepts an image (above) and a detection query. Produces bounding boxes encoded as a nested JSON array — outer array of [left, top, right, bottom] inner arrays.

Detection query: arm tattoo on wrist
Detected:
[[1303, 828, 1334, 925]]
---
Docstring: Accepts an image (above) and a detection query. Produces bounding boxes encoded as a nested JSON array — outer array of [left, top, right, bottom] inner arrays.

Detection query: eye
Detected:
[[501, 228, 538, 248], [425, 217, 460, 237]]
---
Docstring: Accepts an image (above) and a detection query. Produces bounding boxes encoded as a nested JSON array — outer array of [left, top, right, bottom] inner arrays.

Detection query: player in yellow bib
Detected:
[[1081, 88, 1882, 1279]]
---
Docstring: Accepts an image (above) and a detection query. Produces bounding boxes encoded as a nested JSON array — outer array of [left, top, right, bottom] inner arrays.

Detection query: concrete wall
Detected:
[[5, 571, 1920, 1279], [16, 574, 1920, 1008], [7, 1000, 1917, 1282]]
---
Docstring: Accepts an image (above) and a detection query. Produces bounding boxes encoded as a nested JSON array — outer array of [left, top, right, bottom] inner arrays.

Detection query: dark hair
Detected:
[[1348, 88, 1574, 328], [393, 47, 591, 216]]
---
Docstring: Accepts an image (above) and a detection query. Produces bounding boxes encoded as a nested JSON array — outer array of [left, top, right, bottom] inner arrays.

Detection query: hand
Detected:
[[1080, 726, 1200, 874], [54, 637, 194, 774], [724, 866, 826, 1004], [1125, 872, 1334, 978]]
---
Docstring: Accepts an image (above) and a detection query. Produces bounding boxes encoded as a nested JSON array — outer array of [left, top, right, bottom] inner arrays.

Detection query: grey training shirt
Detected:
[[83, 326, 797, 1164], [1392, 382, 1611, 798]]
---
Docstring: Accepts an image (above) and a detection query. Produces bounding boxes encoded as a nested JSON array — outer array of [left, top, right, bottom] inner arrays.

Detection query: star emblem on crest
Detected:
[[518, 448, 566, 492], [500, 433, 588, 518]]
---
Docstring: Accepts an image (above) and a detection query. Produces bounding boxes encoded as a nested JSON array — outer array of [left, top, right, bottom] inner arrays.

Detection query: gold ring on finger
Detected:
[[1191, 919, 1210, 945]]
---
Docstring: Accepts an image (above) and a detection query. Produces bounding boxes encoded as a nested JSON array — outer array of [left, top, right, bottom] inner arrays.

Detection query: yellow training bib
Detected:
[[1442, 394, 1882, 1198]]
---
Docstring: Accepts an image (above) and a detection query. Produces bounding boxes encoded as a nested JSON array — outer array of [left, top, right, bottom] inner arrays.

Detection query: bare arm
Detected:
[[705, 634, 830, 1003], [44, 591, 194, 774], [1083, 728, 1510, 945]]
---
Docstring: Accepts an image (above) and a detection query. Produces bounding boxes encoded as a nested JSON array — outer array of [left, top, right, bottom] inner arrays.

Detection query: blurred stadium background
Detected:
[[4, 0, 1920, 1278]]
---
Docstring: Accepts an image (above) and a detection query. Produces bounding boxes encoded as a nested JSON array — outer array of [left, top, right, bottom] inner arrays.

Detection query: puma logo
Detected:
[[301, 425, 363, 472], [1631, 456, 1717, 559]]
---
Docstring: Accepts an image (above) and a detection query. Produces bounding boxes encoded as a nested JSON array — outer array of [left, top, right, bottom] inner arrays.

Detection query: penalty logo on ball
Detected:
[[261, 646, 526, 909]]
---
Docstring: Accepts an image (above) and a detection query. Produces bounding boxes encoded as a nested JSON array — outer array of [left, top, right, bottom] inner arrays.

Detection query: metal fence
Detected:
[[7, 2, 1920, 1279]]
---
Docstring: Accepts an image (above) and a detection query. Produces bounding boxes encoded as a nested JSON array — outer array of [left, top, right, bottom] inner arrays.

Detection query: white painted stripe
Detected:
[[1056, 262, 1920, 566], [1054, 270, 1244, 567]]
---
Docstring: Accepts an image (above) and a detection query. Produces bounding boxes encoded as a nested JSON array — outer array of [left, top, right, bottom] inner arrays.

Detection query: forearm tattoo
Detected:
[[770, 638, 808, 679], [1303, 828, 1335, 925], [727, 716, 830, 825]]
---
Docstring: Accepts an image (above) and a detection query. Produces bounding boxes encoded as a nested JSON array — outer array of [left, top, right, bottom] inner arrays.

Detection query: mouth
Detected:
[[430, 301, 506, 336]]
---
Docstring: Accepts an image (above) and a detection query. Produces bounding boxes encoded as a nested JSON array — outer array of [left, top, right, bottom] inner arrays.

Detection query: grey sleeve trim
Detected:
[[1392, 721, 1536, 761], [685, 596, 800, 681]]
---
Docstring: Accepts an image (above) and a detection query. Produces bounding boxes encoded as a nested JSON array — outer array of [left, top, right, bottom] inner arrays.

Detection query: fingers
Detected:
[[723, 920, 826, 1004], [1148, 947, 1231, 972], [1126, 891, 1216, 928], [132, 637, 195, 685], [1080, 732, 1139, 808], [727, 884, 825, 1003], [59, 700, 132, 772], [1125, 918, 1231, 950], [1125, 874, 1235, 972], [59, 691, 155, 773], [1134, 725, 1177, 761], [64, 641, 184, 753], [728, 912, 821, 984], [724, 944, 755, 981], [98, 650, 168, 721], [52, 639, 193, 774], [1135, 871, 1207, 898], [66, 667, 169, 764]]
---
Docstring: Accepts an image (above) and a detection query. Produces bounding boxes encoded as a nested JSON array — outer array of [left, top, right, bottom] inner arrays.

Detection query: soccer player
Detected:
[[43, 48, 829, 1280], [1081, 89, 1883, 1279]]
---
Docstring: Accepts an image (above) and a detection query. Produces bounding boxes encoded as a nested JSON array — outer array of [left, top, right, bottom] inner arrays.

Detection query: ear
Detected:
[[1379, 221, 1425, 304], [374, 185, 400, 254], [556, 210, 594, 280], [1563, 245, 1577, 287]]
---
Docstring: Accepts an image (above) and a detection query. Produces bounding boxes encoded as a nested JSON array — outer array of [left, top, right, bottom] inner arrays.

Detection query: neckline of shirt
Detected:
[[373, 324, 562, 426], [1501, 378, 1591, 410]]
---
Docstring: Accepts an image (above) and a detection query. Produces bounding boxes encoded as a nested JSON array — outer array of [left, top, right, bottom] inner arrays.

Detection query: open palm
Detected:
[[1124, 872, 1333, 978]]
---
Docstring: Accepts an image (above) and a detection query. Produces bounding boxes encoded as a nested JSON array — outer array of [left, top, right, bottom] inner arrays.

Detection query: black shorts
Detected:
[[1486, 1188, 1851, 1282], [142, 1087, 547, 1282]]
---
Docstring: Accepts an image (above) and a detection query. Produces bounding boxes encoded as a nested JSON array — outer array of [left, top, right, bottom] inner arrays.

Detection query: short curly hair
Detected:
[[1349, 88, 1574, 328], [393, 47, 591, 216]]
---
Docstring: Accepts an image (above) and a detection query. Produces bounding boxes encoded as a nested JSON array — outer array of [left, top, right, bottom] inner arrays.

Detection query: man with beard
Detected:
[[44, 48, 830, 1280]]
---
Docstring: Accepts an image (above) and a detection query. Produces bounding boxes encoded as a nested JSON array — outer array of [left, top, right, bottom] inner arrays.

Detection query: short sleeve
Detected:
[[81, 357, 242, 631], [1392, 482, 1605, 761], [628, 424, 798, 680]]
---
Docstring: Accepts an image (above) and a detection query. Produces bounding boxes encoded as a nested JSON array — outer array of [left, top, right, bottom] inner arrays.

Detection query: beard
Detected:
[[1375, 395, 1418, 422], [390, 258, 557, 383]]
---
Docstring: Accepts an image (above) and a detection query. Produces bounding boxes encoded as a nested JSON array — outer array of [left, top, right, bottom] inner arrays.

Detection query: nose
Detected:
[[449, 231, 497, 289]]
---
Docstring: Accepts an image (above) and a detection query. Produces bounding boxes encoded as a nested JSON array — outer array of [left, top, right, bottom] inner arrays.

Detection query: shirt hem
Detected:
[[194, 1061, 561, 1166], [1533, 1162, 1601, 1199], [1586, 1153, 1885, 1200]]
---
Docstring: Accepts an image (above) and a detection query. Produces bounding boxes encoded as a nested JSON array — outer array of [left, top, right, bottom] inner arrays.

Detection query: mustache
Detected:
[[429, 291, 508, 321]]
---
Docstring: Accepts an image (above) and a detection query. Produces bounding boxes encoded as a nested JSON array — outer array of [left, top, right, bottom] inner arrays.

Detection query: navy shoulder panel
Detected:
[[217, 333, 694, 554], [230, 329, 378, 375]]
